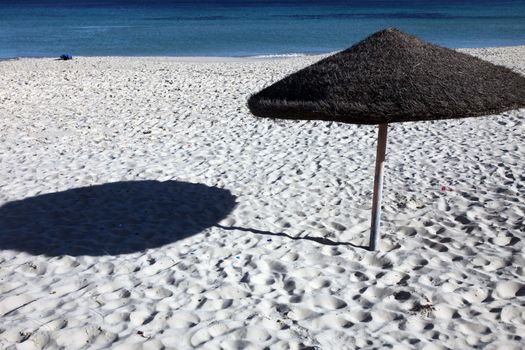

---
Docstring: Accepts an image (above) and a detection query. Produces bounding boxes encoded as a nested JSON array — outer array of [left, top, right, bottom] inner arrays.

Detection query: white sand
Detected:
[[0, 47, 524, 349]]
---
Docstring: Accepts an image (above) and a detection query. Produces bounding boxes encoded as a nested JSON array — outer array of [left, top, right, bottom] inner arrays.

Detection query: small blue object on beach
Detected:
[[59, 54, 72, 60]]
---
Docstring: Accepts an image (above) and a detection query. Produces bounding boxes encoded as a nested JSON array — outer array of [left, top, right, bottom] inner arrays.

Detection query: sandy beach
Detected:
[[0, 47, 524, 349]]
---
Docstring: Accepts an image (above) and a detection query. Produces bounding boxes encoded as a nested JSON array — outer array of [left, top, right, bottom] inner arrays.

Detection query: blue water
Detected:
[[1, 0, 525, 58]]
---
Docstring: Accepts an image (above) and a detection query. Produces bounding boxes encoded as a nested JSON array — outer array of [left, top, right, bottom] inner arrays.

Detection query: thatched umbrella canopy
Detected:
[[248, 28, 525, 251]]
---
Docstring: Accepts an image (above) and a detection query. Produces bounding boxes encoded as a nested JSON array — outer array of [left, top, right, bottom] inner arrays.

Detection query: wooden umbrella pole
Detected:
[[369, 123, 388, 251]]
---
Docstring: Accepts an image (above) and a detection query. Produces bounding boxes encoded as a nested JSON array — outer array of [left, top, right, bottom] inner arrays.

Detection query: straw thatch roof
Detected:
[[248, 28, 525, 124]]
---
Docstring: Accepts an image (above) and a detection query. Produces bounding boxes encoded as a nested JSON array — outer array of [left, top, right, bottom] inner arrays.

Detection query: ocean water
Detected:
[[1, 0, 525, 58]]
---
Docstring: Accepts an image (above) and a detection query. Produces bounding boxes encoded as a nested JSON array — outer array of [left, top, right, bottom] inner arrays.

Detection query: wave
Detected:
[[145, 15, 231, 21], [75, 25, 136, 28], [144, 12, 525, 22], [272, 13, 525, 20], [250, 53, 309, 58]]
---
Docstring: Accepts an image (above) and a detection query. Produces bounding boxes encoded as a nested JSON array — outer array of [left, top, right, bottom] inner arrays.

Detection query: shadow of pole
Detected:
[[216, 224, 369, 250]]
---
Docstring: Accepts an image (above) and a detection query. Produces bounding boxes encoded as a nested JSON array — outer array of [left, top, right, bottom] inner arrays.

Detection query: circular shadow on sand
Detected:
[[0, 181, 237, 256]]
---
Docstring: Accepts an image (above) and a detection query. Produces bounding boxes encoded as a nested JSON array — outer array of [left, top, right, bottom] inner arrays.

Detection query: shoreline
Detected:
[[0, 52, 321, 63], [2, 44, 525, 63]]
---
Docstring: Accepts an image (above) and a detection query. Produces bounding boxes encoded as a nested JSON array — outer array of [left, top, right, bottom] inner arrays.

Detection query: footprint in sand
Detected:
[[371, 309, 397, 323], [19, 262, 46, 276], [312, 314, 353, 329], [129, 309, 154, 326], [238, 326, 272, 343], [287, 305, 317, 321], [500, 305, 524, 324], [104, 312, 130, 325], [189, 322, 234, 347], [21, 331, 52, 349], [490, 235, 519, 247], [362, 286, 390, 300], [432, 304, 457, 320], [167, 310, 200, 329], [378, 271, 407, 286], [346, 310, 372, 323], [460, 287, 489, 303], [198, 298, 234, 312], [41, 318, 68, 332], [310, 277, 331, 289], [307, 295, 347, 310], [144, 287, 173, 299], [55, 325, 117, 348], [94, 262, 115, 275], [257, 259, 287, 274], [494, 281, 525, 299]]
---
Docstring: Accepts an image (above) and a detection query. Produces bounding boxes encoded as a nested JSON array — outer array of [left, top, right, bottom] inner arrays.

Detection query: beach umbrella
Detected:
[[247, 28, 525, 251]]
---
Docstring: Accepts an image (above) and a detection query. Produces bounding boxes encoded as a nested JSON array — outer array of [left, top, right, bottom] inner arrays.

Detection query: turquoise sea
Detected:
[[1, 0, 525, 58]]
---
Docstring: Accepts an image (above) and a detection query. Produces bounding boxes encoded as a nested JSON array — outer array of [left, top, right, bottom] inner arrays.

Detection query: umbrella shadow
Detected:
[[216, 224, 369, 250], [0, 180, 236, 257]]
